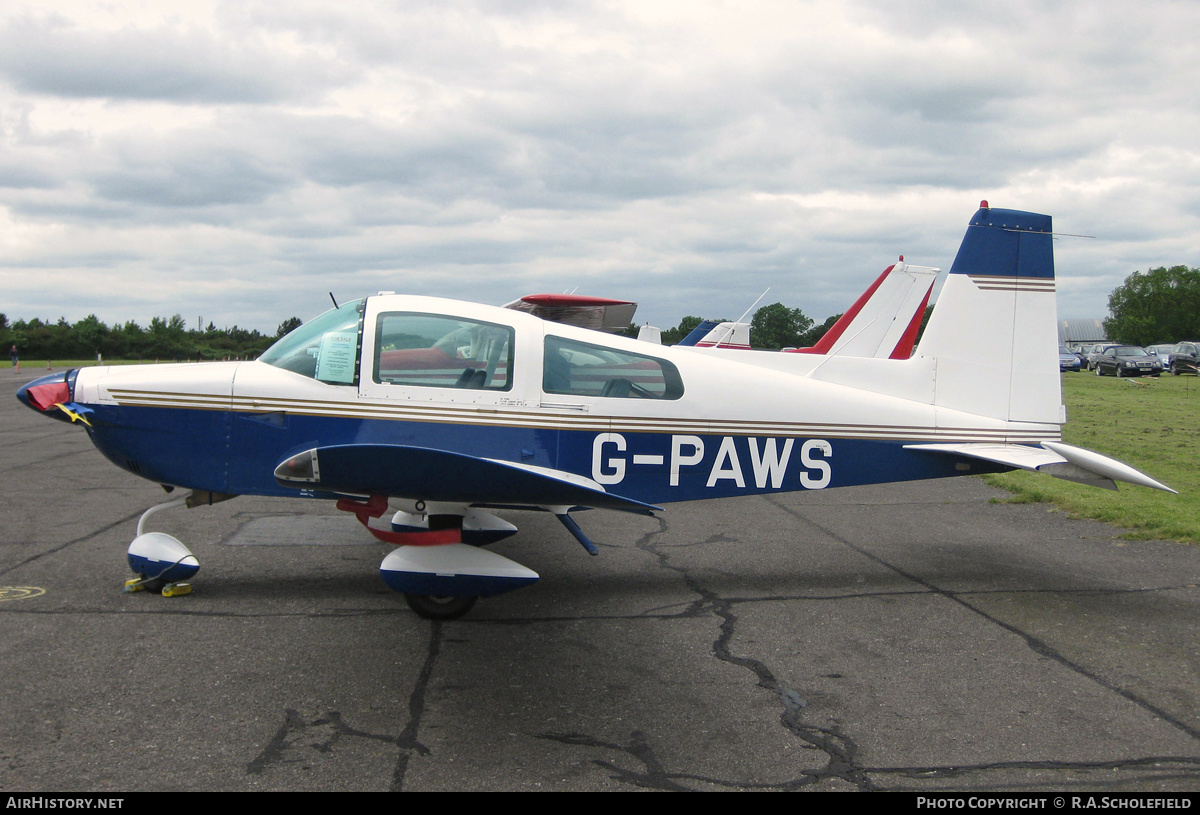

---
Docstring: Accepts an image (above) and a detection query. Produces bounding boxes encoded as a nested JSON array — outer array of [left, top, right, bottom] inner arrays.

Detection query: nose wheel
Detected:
[[404, 593, 477, 620]]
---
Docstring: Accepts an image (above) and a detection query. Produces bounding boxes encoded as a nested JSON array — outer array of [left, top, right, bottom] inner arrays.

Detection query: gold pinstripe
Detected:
[[104, 388, 1063, 444], [967, 274, 1056, 292]]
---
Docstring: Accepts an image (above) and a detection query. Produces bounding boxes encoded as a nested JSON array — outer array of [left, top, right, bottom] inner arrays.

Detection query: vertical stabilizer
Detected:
[[636, 325, 663, 344], [694, 321, 751, 349], [916, 203, 1061, 424], [792, 261, 939, 359], [676, 320, 722, 347]]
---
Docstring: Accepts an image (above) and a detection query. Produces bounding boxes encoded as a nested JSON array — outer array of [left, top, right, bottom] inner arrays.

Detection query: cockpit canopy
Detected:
[[260, 296, 682, 400]]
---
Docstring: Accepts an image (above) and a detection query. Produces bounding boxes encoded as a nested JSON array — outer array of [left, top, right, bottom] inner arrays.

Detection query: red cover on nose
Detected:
[[27, 381, 71, 411]]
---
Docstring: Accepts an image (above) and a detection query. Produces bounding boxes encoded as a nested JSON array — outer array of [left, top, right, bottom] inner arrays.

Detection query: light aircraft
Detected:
[[674, 257, 937, 357], [16, 203, 1175, 619]]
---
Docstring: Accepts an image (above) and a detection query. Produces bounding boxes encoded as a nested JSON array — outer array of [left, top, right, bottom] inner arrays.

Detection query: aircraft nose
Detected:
[[16, 370, 76, 422]]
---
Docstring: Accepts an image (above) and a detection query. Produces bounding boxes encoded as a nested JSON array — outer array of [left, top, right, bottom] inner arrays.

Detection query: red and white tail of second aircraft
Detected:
[[666, 258, 938, 358], [790, 259, 939, 359]]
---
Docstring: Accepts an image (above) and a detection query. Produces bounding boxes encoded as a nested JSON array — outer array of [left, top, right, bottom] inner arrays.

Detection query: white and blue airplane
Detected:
[[16, 203, 1174, 619]]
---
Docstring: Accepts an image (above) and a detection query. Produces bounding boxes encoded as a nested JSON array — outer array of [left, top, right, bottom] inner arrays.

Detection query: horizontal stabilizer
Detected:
[[904, 442, 1176, 493], [275, 444, 661, 514]]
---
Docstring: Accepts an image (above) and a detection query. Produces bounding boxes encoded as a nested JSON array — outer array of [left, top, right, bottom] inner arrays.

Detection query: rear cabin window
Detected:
[[374, 313, 514, 391], [543, 335, 683, 399]]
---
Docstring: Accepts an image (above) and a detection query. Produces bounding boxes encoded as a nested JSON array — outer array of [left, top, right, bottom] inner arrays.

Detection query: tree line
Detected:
[[635, 303, 841, 350], [1104, 265, 1200, 346], [2, 302, 831, 364], [1, 313, 302, 362]]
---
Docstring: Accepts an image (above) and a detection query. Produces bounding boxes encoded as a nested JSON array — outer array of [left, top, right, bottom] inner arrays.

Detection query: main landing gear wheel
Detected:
[[404, 593, 478, 621]]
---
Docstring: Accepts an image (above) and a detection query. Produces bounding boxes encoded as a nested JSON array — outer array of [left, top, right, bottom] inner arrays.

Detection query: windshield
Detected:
[[1115, 347, 1148, 356], [259, 299, 365, 384]]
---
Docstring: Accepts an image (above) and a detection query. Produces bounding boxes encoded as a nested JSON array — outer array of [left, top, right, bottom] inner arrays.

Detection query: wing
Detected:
[[503, 294, 637, 333], [274, 443, 660, 514]]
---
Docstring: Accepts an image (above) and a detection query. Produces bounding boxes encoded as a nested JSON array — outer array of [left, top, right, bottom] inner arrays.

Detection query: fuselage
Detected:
[[40, 293, 1058, 506]]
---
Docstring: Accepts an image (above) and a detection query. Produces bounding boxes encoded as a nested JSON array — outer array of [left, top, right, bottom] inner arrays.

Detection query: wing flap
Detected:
[[904, 442, 1176, 493], [274, 444, 660, 514]]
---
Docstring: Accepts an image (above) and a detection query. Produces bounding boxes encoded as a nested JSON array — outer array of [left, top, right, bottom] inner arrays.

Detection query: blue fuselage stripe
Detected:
[[81, 404, 1006, 504]]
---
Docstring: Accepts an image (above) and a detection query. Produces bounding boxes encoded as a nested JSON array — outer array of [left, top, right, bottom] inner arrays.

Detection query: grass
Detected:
[[984, 370, 1200, 543], [9, 358, 202, 373]]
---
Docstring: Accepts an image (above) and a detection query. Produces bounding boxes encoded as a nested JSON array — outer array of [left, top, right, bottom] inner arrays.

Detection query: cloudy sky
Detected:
[[2, 0, 1198, 335]]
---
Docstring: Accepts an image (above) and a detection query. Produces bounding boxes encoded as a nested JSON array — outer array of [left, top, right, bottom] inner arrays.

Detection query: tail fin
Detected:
[[915, 203, 1061, 424], [807, 203, 1172, 492], [693, 321, 751, 349], [681, 262, 937, 356], [676, 320, 722, 347], [791, 260, 939, 359], [636, 325, 663, 344]]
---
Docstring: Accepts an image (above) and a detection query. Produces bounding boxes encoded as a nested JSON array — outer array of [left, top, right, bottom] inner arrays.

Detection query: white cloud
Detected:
[[1, 0, 1198, 334]]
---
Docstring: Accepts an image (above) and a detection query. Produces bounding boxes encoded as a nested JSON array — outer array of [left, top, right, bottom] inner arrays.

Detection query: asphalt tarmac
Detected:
[[3, 370, 1199, 792]]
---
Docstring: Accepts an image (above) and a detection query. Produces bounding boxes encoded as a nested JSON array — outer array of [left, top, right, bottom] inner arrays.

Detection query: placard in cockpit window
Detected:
[[315, 331, 357, 384]]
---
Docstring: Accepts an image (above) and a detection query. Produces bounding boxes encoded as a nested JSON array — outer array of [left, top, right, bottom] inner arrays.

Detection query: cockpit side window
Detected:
[[374, 313, 514, 391], [259, 299, 364, 385], [543, 335, 683, 399]]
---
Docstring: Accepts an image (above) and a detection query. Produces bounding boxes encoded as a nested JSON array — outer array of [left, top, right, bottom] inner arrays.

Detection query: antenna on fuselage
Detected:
[[329, 292, 339, 308]]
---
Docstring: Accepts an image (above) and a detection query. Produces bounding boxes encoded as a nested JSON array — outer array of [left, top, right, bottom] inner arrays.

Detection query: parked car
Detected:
[[1086, 343, 1119, 371], [1059, 346, 1082, 372], [1145, 343, 1178, 370], [1094, 346, 1162, 377], [1168, 341, 1200, 375]]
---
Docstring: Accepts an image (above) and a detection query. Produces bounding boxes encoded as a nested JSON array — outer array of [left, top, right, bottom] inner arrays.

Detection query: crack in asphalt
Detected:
[[0, 509, 145, 579], [605, 513, 876, 790], [244, 621, 441, 791], [538, 499, 1200, 791], [770, 497, 1200, 746]]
